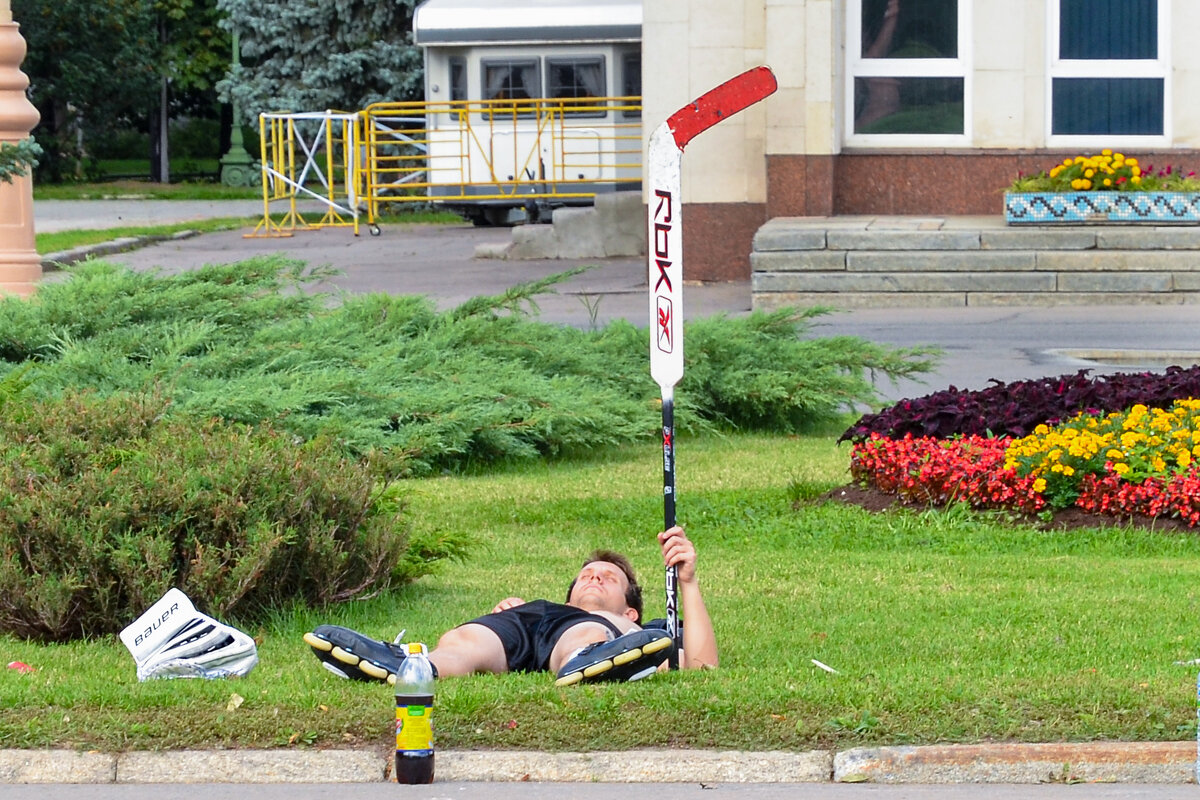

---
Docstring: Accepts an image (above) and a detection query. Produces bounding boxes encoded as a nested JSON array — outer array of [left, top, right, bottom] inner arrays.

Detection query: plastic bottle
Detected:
[[394, 642, 435, 784]]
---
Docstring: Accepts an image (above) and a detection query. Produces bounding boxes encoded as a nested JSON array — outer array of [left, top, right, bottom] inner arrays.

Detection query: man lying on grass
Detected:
[[304, 526, 717, 686]]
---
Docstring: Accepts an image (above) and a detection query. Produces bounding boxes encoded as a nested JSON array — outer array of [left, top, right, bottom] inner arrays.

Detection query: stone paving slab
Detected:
[[753, 291, 969, 309], [834, 742, 1194, 784], [440, 749, 833, 783], [0, 750, 116, 783], [1057, 272, 1173, 293], [826, 231, 982, 251], [116, 749, 384, 784], [755, 271, 1054, 293], [847, 251, 1036, 271]]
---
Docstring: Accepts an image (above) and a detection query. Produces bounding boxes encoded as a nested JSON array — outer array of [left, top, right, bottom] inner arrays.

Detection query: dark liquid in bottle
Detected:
[[395, 752, 434, 784]]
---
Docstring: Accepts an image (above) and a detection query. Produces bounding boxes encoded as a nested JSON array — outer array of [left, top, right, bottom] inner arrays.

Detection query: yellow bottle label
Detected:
[[395, 704, 433, 754]]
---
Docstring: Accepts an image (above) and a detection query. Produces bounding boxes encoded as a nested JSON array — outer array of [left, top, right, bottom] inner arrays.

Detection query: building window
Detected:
[[1049, 0, 1167, 142], [546, 57, 607, 117], [846, 0, 969, 144], [481, 58, 540, 118], [620, 50, 641, 119], [449, 56, 467, 102]]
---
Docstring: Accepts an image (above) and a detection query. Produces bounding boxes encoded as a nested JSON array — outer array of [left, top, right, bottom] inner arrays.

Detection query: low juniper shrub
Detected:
[[0, 389, 463, 642]]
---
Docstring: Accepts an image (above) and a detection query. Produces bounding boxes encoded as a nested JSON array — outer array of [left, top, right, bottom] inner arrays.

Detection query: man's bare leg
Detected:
[[548, 620, 617, 674], [429, 623, 509, 676]]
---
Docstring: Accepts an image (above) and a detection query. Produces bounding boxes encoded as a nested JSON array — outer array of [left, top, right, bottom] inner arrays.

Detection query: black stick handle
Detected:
[[662, 393, 680, 669]]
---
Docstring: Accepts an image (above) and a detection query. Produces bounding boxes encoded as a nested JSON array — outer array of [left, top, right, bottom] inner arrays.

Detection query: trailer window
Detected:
[[620, 51, 641, 119], [449, 57, 467, 102], [482, 58, 540, 117], [546, 57, 607, 117]]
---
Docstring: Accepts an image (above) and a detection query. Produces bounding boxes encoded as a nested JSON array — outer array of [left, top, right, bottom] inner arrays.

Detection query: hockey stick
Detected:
[[648, 66, 777, 669]]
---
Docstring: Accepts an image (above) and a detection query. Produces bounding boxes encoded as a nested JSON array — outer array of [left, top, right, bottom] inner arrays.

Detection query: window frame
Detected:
[[1046, 0, 1170, 148], [844, 0, 972, 148], [619, 50, 641, 120], [545, 56, 608, 118], [480, 57, 542, 118], [448, 56, 467, 103]]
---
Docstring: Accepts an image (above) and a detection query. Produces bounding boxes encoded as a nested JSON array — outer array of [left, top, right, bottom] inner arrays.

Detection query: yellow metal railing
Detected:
[[361, 96, 642, 220], [251, 97, 642, 236]]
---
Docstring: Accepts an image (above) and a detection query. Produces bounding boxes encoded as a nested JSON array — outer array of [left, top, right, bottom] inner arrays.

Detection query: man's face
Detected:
[[568, 560, 631, 616]]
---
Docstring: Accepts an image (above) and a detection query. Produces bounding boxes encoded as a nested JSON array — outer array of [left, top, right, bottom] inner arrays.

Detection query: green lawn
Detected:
[[1, 432, 1197, 752], [34, 180, 261, 201], [35, 218, 257, 255]]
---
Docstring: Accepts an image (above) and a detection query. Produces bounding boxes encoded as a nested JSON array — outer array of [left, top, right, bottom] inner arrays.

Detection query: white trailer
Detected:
[[405, 0, 642, 225]]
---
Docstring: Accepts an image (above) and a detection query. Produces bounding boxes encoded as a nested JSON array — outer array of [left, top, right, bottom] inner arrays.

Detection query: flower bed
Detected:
[[849, 399, 1200, 527]]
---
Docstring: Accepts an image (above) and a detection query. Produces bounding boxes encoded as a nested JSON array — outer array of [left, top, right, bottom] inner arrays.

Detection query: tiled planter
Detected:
[[1005, 191, 1200, 225]]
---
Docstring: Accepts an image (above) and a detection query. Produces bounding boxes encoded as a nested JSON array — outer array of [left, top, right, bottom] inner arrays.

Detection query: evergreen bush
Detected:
[[0, 387, 461, 642], [0, 258, 937, 472]]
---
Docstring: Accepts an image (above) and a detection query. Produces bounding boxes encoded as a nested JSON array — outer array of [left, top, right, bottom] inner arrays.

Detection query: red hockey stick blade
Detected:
[[665, 66, 777, 151]]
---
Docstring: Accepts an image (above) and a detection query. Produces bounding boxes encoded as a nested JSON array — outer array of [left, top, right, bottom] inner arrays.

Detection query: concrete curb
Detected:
[[40, 230, 200, 270], [0, 743, 1192, 784]]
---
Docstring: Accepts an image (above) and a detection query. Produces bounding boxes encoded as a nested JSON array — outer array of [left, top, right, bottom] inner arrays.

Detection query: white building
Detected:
[[644, 0, 1197, 280]]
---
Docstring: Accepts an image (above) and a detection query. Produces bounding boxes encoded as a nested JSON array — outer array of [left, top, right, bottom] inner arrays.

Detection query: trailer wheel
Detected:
[[369, 224, 382, 237]]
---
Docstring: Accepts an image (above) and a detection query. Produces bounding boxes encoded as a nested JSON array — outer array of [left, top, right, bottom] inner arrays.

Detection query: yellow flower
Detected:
[[1061, 465, 1075, 477], [1132, 176, 1142, 185], [1084, 169, 1095, 178], [1127, 157, 1138, 166], [1103, 178, 1112, 187], [1102, 149, 1112, 156], [1082, 179, 1093, 190], [1180, 451, 1192, 468], [1032, 478, 1047, 493], [1114, 463, 1131, 476], [1106, 449, 1124, 459], [1114, 153, 1124, 161]]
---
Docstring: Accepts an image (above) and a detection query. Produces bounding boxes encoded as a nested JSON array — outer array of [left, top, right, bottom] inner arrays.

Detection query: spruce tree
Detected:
[[216, 0, 423, 118]]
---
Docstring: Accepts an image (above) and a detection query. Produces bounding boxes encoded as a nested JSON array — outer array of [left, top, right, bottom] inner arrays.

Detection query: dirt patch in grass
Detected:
[[822, 483, 1196, 534]]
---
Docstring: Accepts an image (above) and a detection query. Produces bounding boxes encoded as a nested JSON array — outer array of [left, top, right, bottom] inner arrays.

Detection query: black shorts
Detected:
[[462, 599, 624, 672]]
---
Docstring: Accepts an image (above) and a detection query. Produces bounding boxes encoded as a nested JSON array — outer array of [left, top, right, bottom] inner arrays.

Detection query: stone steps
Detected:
[[751, 216, 1200, 309]]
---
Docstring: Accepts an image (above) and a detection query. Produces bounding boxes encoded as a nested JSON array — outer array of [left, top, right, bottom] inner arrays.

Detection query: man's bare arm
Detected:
[[658, 526, 718, 669]]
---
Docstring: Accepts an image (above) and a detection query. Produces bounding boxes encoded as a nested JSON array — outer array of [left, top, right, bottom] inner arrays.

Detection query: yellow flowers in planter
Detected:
[[1005, 399, 1200, 508], [1047, 150, 1141, 191], [1008, 149, 1200, 193]]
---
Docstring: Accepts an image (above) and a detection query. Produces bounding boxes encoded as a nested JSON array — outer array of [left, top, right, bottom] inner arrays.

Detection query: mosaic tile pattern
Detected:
[[1005, 192, 1200, 224]]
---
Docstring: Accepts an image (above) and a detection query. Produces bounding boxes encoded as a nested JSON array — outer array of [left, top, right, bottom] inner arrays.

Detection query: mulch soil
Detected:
[[822, 483, 1196, 534]]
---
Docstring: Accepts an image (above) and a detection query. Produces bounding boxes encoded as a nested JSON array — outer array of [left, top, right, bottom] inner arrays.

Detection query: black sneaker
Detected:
[[554, 629, 674, 686], [303, 624, 407, 684]]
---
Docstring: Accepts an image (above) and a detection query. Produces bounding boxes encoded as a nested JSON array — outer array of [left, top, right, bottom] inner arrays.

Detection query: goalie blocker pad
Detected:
[[119, 588, 258, 681]]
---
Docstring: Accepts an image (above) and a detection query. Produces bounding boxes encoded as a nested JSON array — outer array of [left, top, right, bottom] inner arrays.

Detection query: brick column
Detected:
[[0, 2, 40, 297]]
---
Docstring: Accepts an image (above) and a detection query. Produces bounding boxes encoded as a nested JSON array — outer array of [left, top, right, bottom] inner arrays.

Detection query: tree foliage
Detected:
[[216, 0, 423, 118], [13, 0, 158, 180]]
